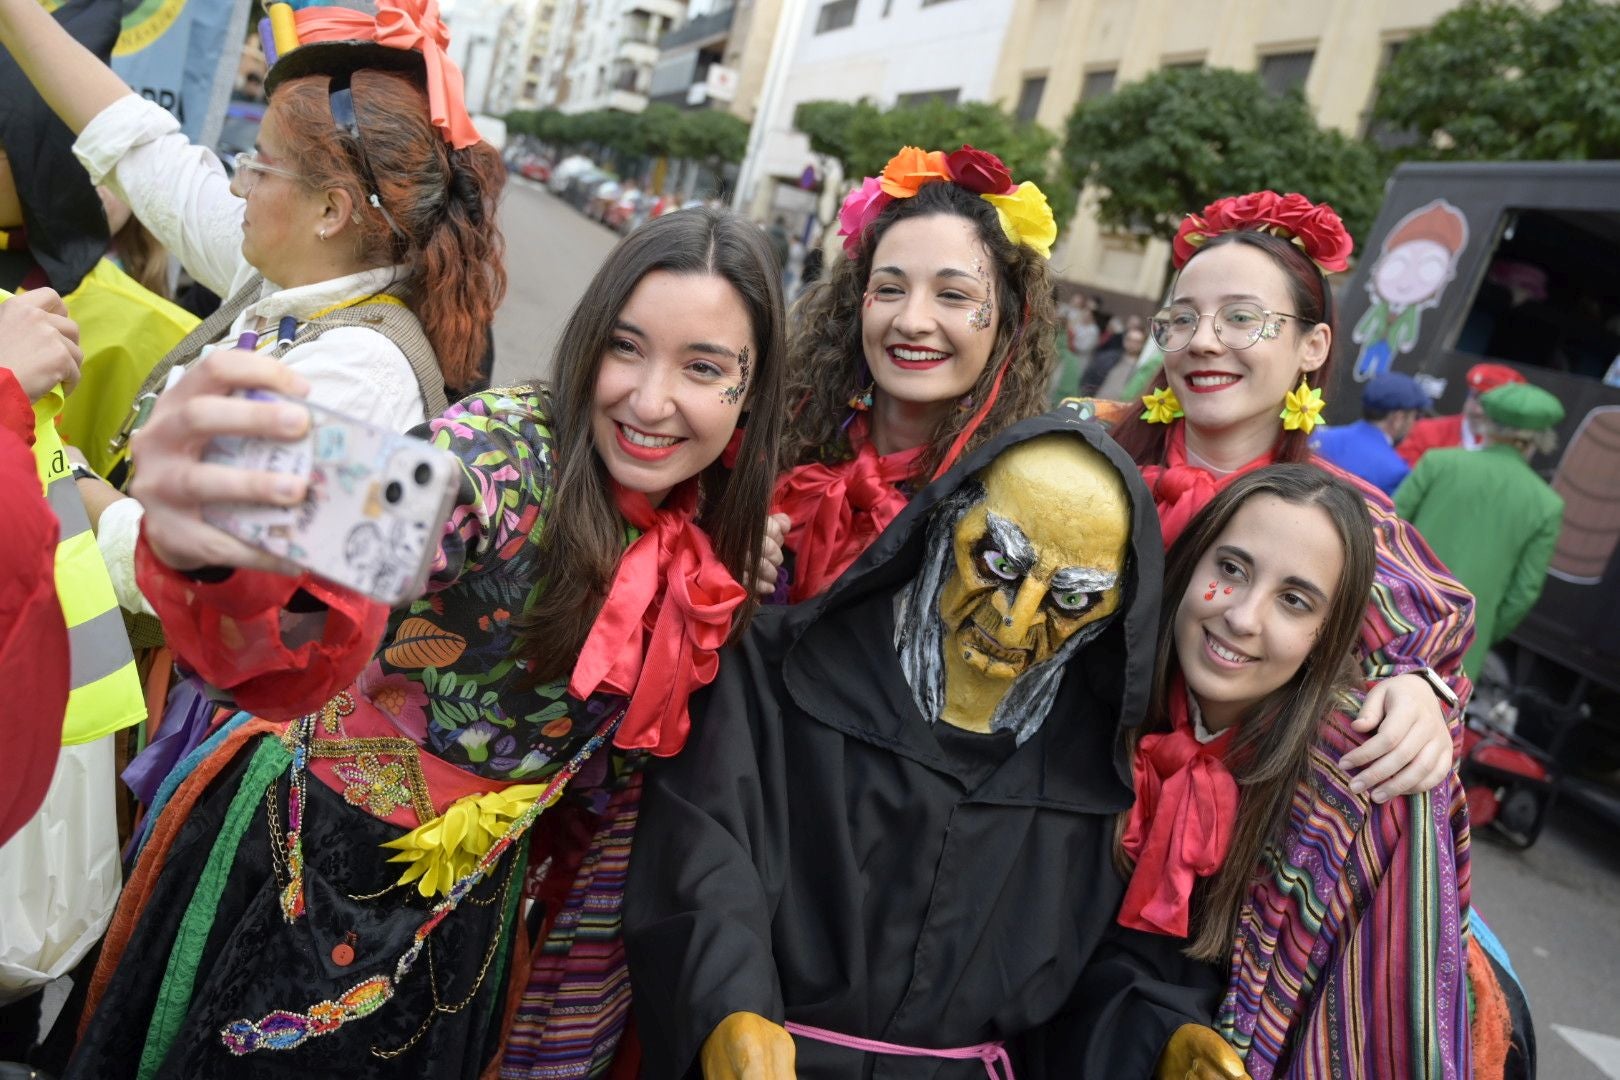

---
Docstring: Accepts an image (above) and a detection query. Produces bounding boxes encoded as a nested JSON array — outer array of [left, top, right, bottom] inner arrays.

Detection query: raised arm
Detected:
[[0, 0, 132, 133]]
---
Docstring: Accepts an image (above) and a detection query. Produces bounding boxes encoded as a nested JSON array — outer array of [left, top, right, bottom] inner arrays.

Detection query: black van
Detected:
[[1328, 161, 1620, 822]]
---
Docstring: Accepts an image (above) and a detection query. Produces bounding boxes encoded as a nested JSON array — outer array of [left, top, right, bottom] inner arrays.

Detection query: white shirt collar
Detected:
[[1185, 687, 1225, 744], [245, 264, 409, 323]]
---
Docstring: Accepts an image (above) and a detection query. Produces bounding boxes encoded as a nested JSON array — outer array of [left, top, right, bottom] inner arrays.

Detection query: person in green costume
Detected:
[[1395, 381, 1566, 677]]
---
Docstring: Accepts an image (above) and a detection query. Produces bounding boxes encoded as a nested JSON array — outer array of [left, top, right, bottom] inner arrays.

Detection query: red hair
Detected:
[[272, 71, 506, 390]]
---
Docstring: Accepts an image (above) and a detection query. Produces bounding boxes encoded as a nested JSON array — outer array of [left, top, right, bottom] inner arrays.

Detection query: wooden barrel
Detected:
[[1550, 406, 1620, 584]]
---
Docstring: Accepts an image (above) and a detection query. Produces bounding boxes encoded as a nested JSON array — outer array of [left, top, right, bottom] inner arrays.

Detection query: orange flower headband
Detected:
[[1171, 190, 1353, 273], [838, 146, 1058, 259]]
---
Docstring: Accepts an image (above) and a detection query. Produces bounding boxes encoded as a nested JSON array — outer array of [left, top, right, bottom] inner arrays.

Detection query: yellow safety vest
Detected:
[[53, 259, 198, 476], [28, 360, 146, 745]]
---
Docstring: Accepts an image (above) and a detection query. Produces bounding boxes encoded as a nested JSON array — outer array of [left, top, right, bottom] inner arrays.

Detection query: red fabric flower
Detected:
[[1174, 190, 1353, 273], [1290, 202, 1354, 272], [1171, 212, 1211, 268], [944, 145, 1014, 195], [1203, 190, 1280, 231]]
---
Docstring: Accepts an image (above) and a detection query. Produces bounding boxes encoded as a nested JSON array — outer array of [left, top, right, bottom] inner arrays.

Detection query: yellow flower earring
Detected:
[[1140, 385, 1184, 424], [1280, 377, 1326, 433]]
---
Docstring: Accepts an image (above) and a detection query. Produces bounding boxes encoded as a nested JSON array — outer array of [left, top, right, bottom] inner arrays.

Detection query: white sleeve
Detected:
[[96, 497, 156, 618], [281, 327, 430, 432], [73, 95, 249, 298]]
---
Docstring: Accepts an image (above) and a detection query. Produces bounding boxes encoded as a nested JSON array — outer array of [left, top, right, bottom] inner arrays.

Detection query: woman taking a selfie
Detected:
[[68, 207, 786, 1079], [770, 144, 1060, 603], [1091, 465, 1471, 1079], [1080, 192, 1475, 804]]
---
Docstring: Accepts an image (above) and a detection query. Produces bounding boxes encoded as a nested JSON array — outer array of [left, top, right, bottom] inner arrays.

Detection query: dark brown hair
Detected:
[[516, 208, 786, 682], [1119, 463, 1375, 961], [1111, 229, 1336, 469], [110, 214, 171, 299], [782, 180, 1057, 481], [273, 71, 507, 390]]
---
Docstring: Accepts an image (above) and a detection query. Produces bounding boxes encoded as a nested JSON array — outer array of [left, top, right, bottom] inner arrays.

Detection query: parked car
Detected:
[[547, 155, 598, 195]]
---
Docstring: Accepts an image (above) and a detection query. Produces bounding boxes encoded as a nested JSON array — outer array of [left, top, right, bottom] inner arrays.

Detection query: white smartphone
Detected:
[[201, 390, 459, 605]]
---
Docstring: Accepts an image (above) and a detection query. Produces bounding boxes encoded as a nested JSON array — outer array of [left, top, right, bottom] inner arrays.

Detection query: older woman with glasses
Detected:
[[0, 0, 505, 625]]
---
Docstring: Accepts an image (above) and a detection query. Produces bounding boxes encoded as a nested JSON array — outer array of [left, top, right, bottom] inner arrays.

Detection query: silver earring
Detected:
[[319, 229, 328, 241]]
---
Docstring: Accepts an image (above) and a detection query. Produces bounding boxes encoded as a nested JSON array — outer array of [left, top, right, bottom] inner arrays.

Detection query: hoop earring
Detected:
[[1279, 376, 1326, 434]]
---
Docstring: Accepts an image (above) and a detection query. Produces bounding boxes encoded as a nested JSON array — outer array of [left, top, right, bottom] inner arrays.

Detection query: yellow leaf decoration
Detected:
[[382, 616, 468, 669], [380, 783, 547, 898]]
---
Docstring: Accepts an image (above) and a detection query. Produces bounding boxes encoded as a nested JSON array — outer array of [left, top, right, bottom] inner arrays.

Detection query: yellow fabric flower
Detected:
[[1140, 385, 1184, 425], [380, 783, 546, 898], [1280, 380, 1326, 434], [982, 182, 1057, 258]]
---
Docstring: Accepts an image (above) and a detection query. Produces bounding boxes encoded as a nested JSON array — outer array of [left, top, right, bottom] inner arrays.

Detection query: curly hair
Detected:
[[782, 180, 1057, 482]]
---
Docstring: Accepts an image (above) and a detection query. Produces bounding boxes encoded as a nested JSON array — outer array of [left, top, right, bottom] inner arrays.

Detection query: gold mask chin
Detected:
[[938, 435, 1131, 732]]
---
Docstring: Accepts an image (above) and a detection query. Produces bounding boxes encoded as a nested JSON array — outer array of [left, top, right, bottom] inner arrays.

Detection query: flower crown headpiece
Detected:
[[1171, 190, 1353, 273], [837, 145, 1058, 260]]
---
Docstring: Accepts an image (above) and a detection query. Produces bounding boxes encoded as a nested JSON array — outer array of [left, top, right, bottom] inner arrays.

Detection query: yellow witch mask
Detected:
[[938, 435, 1131, 732]]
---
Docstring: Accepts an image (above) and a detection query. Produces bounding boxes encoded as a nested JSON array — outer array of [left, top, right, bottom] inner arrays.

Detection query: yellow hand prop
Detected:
[[701, 1012, 797, 1080], [1156, 1024, 1251, 1080]]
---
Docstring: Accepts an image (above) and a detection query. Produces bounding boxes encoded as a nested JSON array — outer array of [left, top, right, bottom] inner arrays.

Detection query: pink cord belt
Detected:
[[785, 1021, 1014, 1080]]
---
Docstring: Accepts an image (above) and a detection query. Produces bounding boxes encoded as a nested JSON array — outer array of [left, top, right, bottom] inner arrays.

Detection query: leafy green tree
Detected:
[[793, 98, 1075, 230], [1061, 67, 1383, 243], [669, 108, 750, 168], [1371, 0, 1620, 161]]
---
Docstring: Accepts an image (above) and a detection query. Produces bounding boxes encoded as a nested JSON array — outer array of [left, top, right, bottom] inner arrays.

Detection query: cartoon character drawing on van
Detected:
[[1352, 199, 1470, 380]]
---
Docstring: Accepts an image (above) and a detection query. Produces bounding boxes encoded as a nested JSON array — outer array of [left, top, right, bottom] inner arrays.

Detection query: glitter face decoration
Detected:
[[719, 346, 750, 406], [1258, 317, 1285, 341], [968, 298, 993, 331]]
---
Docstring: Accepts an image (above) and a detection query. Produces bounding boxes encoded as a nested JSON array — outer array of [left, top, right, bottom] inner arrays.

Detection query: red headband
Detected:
[[1172, 191, 1353, 273]]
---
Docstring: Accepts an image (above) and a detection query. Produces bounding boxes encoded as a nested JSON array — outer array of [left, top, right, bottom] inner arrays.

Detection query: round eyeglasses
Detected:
[[1150, 302, 1302, 352], [231, 150, 302, 192]]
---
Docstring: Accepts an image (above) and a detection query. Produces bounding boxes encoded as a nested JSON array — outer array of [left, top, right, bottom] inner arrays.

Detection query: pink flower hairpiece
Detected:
[[837, 145, 1057, 259], [1171, 190, 1353, 273]]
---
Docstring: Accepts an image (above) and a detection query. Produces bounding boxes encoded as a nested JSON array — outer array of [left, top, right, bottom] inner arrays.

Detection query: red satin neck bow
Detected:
[[771, 418, 924, 603], [1117, 680, 1240, 938], [294, 0, 481, 149], [568, 482, 746, 757], [1138, 422, 1275, 547]]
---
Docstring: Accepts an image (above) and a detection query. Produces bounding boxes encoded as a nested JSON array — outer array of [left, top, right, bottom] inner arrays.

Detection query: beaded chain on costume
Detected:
[[219, 708, 622, 1056], [276, 692, 356, 921]]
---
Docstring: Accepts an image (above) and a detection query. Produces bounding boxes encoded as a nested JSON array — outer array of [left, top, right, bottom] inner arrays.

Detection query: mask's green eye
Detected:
[[982, 550, 1017, 581], [1054, 591, 1097, 613]]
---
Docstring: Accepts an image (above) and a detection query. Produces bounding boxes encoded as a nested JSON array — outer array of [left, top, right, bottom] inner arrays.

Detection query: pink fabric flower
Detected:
[[838, 176, 892, 258]]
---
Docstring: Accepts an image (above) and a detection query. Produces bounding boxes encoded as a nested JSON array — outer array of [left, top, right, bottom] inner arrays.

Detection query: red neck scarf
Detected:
[[568, 482, 746, 757], [1138, 422, 1276, 547], [771, 415, 925, 603], [1117, 677, 1240, 938]]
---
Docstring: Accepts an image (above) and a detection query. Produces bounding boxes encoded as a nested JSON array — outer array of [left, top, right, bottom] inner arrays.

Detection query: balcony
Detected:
[[629, 0, 684, 22], [608, 87, 649, 113], [618, 38, 660, 67]]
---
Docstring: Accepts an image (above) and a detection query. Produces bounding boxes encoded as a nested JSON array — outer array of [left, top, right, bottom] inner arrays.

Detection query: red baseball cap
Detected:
[[1467, 363, 1526, 394]]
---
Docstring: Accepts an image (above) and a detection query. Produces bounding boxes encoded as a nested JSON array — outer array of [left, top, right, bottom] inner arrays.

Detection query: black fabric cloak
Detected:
[[0, 0, 117, 294], [625, 411, 1219, 1079]]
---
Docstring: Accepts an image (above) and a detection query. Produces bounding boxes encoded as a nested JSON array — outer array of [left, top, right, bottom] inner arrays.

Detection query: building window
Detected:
[[815, 0, 856, 33], [1015, 75, 1046, 122], [896, 88, 961, 108], [1258, 50, 1314, 95], [1365, 41, 1421, 150], [1080, 68, 1116, 101], [1161, 58, 1203, 73]]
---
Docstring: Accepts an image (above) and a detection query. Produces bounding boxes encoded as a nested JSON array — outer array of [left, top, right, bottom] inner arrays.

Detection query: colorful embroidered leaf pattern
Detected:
[[351, 388, 638, 781]]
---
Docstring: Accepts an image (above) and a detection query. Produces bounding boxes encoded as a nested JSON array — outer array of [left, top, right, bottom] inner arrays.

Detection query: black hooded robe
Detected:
[[625, 413, 1219, 1079]]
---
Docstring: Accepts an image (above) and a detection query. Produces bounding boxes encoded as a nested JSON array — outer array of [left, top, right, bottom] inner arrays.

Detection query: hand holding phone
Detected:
[[202, 390, 459, 605]]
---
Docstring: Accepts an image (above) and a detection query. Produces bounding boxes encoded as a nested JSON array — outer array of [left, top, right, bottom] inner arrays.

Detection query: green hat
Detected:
[[1481, 382, 1564, 431]]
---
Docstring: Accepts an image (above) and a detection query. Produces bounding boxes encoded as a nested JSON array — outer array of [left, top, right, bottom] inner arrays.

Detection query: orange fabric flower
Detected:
[[879, 146, 951, 198]]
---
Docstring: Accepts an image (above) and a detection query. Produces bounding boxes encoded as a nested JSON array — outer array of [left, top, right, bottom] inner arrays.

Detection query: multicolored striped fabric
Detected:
[[500, 774, 643, 1078], [1216, 705, 1472, 1078]]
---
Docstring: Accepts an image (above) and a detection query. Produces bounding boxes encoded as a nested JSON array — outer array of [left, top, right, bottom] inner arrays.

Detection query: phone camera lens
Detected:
[[384, 480, 404, 504], [414, 462, 432, 485]]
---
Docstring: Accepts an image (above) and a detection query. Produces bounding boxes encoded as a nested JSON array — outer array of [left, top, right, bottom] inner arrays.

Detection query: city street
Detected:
[[490, 180, 1620, 1079]]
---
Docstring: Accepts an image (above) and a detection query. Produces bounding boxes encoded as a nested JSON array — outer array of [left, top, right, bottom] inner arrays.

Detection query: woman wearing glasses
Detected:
[[1087, 192, 1472, 808], [0, 0, 503, 482]]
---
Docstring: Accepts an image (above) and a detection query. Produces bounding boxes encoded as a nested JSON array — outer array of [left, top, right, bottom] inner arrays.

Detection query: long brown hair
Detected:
[[1111, 230, 1336, 469], [516, 208, 786, 683], [274, 71, 507, 390], [783, 180, 1057, 480], [110, 214, 171, 298], [1119, 463, 1375, 961]]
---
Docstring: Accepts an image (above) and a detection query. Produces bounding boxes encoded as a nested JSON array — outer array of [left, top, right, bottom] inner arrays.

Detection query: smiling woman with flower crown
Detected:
[[770, 145, 1060, 603], [1080, 189, 1476, 809]]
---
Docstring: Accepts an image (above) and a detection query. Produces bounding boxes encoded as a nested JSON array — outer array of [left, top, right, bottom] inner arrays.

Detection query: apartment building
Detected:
[[647, 0, 784, 120], [535, 0, 689, 112]]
